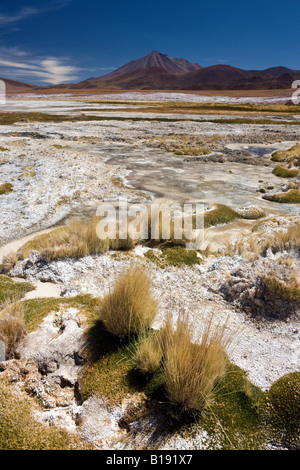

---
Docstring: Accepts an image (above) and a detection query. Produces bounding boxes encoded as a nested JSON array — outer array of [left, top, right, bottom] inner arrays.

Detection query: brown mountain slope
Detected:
[[101, 51, 202, 80], [74, 52, 300, 90], [74, 67, 182, 90], [179, 65, 252, 90], [0, 78, 39, 93]]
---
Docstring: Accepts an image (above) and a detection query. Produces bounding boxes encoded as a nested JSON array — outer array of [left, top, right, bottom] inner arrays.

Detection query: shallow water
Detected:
[[244, 146, 278, 157], [101, 144, 300, 215]]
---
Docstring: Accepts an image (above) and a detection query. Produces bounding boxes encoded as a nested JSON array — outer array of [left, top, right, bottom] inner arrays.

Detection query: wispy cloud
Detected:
[[0, 7, 40, 25], [0, 48, 80, 84], [0, 47, 28, 57], [0, 1, 73, 26]]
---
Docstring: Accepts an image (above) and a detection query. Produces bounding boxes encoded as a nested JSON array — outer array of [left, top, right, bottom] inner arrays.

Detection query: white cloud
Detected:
[[0, 59, 37, 70], [39, 59, 80, 84], [0, 47, 117, 84], [0, 52, 80, 84]]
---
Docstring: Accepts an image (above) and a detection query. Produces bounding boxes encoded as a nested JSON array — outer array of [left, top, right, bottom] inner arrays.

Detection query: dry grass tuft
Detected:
[[17, 217, 134, 262], [144, 134, 211, 156], [139, 204, 199, 248], [130, 310, 233, 415], [236, 206, 266, 220], [99, 266, 158, 338], [224, 218, 300, 260], [132, 332, 163, 374], [0, 301, 26, 359], [0, 253, 19, 272], [161, 312, 231, 415], [262, 273, 300, 302]]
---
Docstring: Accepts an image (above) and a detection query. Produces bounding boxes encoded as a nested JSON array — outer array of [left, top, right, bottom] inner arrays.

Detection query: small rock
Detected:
[[78, 395, 124, 443]]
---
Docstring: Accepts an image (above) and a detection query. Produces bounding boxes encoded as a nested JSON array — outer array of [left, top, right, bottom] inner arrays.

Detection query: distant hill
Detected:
[[76, 66, 179, 90], [74, 51, 202, 89], [103, 51, 202, 78], [0, 77, 39, 93], [74, 51, 300, 90]]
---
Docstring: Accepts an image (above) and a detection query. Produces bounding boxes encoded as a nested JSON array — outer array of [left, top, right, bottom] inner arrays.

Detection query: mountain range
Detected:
[[2, 51, 300, 91]]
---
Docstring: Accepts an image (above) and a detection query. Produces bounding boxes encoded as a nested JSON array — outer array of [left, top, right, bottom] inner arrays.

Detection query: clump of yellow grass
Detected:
[[131, 310, 232, 415], [161, 312, 231, 414], [99, 266, 158, 338], [0, 301, 26, 359], [17, 217, 134, 262]]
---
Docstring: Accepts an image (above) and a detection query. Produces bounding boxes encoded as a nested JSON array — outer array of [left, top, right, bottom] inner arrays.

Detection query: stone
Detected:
[[15, 308, 84, 407], [78, 395, 124, 443]]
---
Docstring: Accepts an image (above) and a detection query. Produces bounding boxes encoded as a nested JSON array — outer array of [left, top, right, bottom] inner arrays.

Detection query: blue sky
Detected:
[[0, 0, 299, 85]]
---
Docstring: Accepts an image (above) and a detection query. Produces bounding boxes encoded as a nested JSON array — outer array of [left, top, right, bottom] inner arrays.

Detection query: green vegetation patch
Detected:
[[160, 244, 201, 267], [211, 118, 300, 125], [264, 372, 300, 449], [0, 183, 14, 195], [144, 244, 201, 268], [272, 165, 299, 178], [269, 189, 300, 203], [271, 152, 286, 162], [1, 111, 300, 126], [0, 275, 34, 307], [87, 100, 300, 114], [79, 323, 164, 403], [271, 144, 300, 163], [198, 362, 266, 449], [204, 204, 240, 228]]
